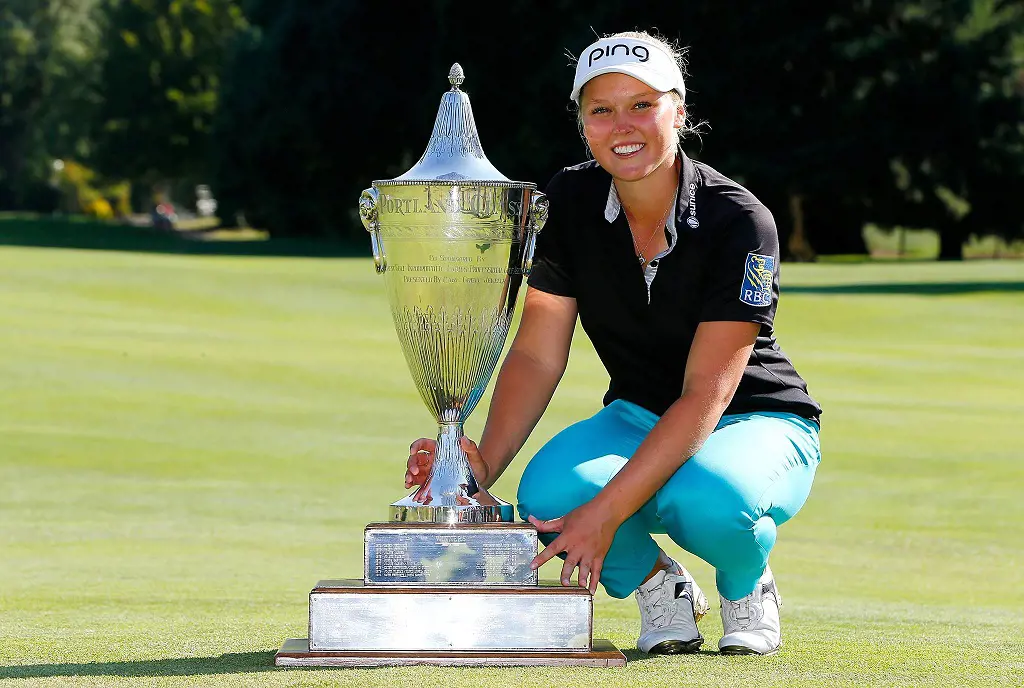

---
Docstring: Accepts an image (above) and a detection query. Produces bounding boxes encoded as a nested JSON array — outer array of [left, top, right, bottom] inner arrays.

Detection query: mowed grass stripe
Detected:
[[0, 246, 1021, 687]]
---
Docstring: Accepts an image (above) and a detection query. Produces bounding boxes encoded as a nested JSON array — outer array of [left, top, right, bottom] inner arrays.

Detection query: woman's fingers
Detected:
[[405, 438, 435, 488], [530, 535, 564, 571], [577, 561, 591, 591], [527, 515, 568, 571], [561, 554, 580, 587], [527, 515, 564, 533], [459, 436, 489, 485], [407, 451, 431, 475], [409, 438, 434, 453], [588, 557, 603, 595], [473, 488, 499, 506], [405, 435, 489, 491]]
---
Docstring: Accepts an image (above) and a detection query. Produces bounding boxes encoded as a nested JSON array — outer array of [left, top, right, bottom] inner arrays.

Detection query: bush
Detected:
[[55, 161, 132, 219]]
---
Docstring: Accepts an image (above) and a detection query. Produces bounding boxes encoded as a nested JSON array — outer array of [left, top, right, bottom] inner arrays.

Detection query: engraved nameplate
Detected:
[[364, 523, 538, 586], [309, 580, 592, 652]]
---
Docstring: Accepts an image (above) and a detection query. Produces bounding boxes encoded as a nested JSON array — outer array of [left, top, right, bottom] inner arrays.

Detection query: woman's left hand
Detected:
[[528, 500, 619, 595]]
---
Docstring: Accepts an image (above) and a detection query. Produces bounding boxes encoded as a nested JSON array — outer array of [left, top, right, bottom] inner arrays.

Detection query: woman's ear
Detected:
[[674, 104, 686, 129]]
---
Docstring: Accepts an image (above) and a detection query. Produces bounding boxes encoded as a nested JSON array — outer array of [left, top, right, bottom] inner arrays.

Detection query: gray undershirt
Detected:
[[605, 182, 681, 304]]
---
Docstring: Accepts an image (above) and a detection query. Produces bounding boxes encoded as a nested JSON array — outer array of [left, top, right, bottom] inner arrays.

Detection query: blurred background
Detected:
[[2, 0, 1022, 260]]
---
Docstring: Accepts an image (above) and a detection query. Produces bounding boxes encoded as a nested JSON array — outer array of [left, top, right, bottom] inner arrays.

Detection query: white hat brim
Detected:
[[570, 62, 682, 102]]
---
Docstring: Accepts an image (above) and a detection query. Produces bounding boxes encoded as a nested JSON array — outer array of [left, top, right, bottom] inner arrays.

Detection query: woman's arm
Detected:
[[591, 320, 759, 523], [473, 286, 578, 489], [530, 319, 759, 591]]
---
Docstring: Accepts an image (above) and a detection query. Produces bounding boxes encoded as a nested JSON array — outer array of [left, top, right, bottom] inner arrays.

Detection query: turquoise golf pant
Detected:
[[516, 400, 821, 601]]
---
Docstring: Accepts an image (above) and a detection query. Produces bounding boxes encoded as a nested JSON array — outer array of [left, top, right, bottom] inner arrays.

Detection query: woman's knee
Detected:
[[658, 469, 759, 533], [657, 477, 768, 569], [517, 463, 592, 521], [516, 451, 623, 521]]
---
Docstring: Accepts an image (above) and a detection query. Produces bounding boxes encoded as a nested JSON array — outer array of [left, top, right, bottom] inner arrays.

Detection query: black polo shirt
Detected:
[[528, 151, 822, 422]]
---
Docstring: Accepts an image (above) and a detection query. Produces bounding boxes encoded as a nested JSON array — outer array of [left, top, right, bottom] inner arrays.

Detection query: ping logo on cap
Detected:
[[588, 43, 650, 67], [571, 36, 686, 102], [740, 253, 774, 306]]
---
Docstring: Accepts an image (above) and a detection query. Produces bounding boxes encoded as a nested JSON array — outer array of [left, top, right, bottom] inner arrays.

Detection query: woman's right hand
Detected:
[[405, 436, 492, 492]]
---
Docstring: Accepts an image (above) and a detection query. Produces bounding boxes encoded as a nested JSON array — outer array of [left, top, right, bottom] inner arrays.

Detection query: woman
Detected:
[[406, 30, 822, 656]]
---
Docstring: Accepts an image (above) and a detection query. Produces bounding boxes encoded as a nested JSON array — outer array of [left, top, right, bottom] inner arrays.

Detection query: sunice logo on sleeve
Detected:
[[740, 253, 774, 306]]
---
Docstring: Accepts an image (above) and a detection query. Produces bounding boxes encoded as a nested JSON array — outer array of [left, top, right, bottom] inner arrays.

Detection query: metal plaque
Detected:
[[308, 580, 592, 652], [364, 523, 538, 586]]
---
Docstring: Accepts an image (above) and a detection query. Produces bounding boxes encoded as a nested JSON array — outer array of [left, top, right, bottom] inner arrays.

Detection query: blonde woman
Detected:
[[407, 30, 821, 656]]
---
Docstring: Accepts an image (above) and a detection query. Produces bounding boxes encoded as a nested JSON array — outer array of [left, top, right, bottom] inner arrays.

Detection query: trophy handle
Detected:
[[521, 191, 549, 276], [359, 187, 387, 273]]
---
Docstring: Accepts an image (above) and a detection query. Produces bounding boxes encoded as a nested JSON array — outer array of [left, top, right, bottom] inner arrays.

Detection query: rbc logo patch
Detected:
[[740, 253, 774, 306]]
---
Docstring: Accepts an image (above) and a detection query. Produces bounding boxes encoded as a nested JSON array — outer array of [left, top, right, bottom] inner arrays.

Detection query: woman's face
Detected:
[[579, 72, 684, 183]]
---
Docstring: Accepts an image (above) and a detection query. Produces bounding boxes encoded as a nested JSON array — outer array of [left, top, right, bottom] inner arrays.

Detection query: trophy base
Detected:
[[308, 579, 592, 652], [275, 637, 626, 667], [389, 494, 515, 523]]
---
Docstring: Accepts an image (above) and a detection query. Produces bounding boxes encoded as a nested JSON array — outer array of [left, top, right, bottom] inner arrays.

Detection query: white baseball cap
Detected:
[[570, 36, 686, 104]]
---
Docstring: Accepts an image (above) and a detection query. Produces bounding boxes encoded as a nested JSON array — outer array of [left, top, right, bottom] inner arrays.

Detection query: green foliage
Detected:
[[210, 1, 619, 238], [209, 1, 1024, 253], [90, 0, 247, 186], [0, 0, 103, 210], [845, 0, 1024, 258], [53, 159, 131, 217], [595, 1, 1024, 259], [2, 0, 1022, 255]]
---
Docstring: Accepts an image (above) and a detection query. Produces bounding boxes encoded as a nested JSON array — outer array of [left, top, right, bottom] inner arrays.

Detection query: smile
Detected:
[[612, 143, 644, 156]]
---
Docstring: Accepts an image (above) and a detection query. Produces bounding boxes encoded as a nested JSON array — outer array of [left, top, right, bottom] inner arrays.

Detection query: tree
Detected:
[[91, 0, 246, 202], [0, 0, 102, 211], [211, 0, 618, 238], [593, 0, 1024, 259], [211, 0, 1024, 257], [848, 0, 1024, 259]]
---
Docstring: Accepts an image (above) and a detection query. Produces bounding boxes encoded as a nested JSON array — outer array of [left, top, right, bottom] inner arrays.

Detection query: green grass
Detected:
[[0, 214, 354, 256], [0, 247, 1021, 687]]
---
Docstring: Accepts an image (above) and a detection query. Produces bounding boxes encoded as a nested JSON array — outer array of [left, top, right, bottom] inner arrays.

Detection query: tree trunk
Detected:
[[787, 193, 817, 262], [937, 223, 966, 261], [802, 195, 870, 255], [0, 125, 28, 210]]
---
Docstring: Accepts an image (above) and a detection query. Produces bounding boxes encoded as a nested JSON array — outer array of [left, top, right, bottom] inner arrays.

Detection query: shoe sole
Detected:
[[719, 644, 780, 657], [647, 637, 704, 655]]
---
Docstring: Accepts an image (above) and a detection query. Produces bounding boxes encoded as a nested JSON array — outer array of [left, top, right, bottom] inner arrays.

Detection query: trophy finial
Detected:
[[392, 61, 509, 182], [448, 63, 465, 90]]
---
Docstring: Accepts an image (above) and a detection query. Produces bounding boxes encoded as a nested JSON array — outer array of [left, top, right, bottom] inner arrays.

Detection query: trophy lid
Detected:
[[378, 64, 532, 187]]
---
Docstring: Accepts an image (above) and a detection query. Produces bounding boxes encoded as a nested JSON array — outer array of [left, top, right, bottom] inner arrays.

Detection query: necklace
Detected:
[[627, 198, 674, 269]]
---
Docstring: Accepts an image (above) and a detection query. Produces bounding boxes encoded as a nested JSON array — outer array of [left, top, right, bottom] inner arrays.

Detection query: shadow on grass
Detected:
[[0, 216, 367, 258], [0, 649, 708, 676], [785, 281, 1024, 295], [620, 648, 720, 662], [0, 651, 277, 679]]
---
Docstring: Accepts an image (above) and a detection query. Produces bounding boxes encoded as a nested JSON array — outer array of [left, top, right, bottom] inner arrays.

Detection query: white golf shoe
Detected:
[[718, 565, 783, 656], [635, 560, 710, 654]]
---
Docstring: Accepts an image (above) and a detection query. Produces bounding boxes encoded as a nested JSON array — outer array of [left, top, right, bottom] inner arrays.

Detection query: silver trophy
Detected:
[[274, 65, 624, 668], [358, 63, 548, 525]]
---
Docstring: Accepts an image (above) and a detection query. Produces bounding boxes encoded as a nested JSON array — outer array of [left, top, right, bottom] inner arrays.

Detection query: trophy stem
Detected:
[[389, 421, 514, 524], [433, 421, 477, 498]]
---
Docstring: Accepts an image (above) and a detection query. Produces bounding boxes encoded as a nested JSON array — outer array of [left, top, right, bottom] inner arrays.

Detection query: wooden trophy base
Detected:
[[274, 637, 626, 668]]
